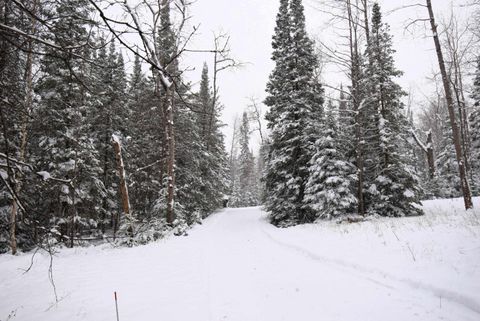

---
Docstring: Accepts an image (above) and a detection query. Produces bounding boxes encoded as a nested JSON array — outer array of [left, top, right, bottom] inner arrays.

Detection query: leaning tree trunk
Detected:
[[426, 0, 473, 210], [112, 135, 132, 236]]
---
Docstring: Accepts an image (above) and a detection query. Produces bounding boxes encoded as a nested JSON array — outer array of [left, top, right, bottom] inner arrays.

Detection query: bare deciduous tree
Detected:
[[425, 0, 473, 209]]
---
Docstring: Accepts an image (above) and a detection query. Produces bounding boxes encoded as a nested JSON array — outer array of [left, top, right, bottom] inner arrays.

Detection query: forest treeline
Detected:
[[1, 0, 480, 253]]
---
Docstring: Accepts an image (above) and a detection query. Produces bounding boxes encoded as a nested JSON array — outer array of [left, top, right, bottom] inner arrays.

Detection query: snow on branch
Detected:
[[88, 0, 174, 90], [0, 153, 71, 184], [410, 129, 428, 154]]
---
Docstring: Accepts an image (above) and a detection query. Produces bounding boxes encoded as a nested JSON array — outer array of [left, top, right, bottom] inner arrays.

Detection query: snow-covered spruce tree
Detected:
[[33, 0, 105, 246], [192, 63, 229, 217], [197, 63, 212, 140], [126, 55, 162, 221], [174, 71, 222, 225], [91, 37, 129, 234], [469, 56, 480, 195], [174, 88, 204, 225], [264, 0, 324, 226], [363, 3, 423, 217], [230, 112, 258, 207], [304, 108, 357, 219]]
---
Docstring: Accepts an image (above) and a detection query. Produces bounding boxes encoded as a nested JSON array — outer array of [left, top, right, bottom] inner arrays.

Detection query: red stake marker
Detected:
[[114, 291, 120, 321]]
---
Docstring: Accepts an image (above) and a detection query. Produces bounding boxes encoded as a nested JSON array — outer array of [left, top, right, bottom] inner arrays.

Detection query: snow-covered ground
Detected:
[[1, 198, 479, 321]]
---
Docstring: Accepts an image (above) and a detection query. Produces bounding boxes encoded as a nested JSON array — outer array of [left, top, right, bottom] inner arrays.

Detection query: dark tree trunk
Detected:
[[426, 131, 436, 179], [347, 0, 365, 215], [426, 0, 473, 209], [164, 86, 176, 224]]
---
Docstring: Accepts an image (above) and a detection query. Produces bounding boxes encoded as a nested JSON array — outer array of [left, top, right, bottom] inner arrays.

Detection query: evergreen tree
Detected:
[[90, 38, 129, 233], [193, 63, 229, 216], [175, 92, 204, 224], [126, 57, 161, 220], [304, 108, 357, 219], [33, 0, 103, 244], [264, 0, 324, 226], [363, 3, 423, 216], [197, 63, 212, 139], [230, 112, 258, 207]]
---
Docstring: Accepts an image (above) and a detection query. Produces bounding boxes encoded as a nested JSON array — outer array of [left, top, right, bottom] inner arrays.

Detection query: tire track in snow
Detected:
[[260, 223, 480, 315]]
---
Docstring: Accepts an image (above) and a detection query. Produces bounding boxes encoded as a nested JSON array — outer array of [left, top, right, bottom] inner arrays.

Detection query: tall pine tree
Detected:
[[193, 63, 229, 216], [264, 0, 324, 226], [363, 3, 423, 217], [230, 112, 258, 207]]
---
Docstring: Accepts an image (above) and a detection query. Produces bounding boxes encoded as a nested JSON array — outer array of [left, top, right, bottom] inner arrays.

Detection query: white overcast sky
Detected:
[[172, 0, 472, 151]]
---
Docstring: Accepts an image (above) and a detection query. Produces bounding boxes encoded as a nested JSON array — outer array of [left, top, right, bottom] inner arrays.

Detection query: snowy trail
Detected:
[[1, 205, 479, 321]]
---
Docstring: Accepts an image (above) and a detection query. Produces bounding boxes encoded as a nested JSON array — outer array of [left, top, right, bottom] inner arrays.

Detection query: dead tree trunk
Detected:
[[426, 0, 473, 209], [112, 135, 132, 233], [347, 0, 366, 216]]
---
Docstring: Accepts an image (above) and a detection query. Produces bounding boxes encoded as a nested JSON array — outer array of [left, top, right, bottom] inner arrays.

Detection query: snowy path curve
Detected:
[[0, 206, 479, 321]]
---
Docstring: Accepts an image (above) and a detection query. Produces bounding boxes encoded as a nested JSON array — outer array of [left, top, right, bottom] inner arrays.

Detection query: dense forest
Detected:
[[263, 0, 479, 226], [0, 0, 234, 253], [1, 0, 479, 255]]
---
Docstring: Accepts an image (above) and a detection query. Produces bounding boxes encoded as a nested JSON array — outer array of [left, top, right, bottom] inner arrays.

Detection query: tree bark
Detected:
[[361, 0, 370, 44], [9, 182, 17, 254], [426, 131, 436, 179], [164, 86, 176, 224], [347, 0, 365, 215], [426, 0, 473, 209]]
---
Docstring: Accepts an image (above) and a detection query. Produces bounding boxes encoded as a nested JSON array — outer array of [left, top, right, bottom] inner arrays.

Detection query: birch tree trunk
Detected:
[[426, 0, 473, 209]]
